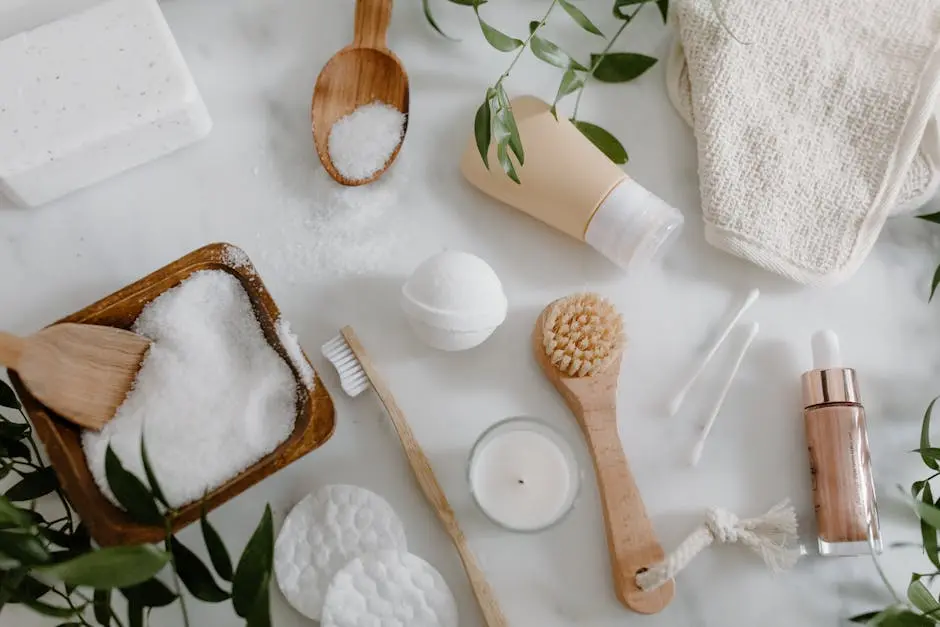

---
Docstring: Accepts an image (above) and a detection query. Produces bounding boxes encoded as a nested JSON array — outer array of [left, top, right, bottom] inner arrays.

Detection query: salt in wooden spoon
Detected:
[[0, 323, 151, 430], [533, 293, 674, 614], [311, 0, 409, 186]]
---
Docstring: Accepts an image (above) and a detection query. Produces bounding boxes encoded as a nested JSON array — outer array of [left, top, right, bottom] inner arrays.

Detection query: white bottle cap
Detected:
[[584, 177, 684, 271], [812, 330, 842, 369]]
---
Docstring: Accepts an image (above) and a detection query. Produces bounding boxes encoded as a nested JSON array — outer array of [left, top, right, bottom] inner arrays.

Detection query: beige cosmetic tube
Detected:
[[460, 95, 683, 270]]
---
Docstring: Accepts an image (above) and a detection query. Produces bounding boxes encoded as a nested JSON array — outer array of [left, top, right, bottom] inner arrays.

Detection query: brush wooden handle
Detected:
[[0, 332, 25, 368], [341, 328, 508, 627], [353, 0, 392, 49], [580, 409, 674, 614]]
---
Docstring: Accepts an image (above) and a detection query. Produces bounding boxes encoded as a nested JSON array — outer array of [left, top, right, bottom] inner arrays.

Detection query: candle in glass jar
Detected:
[[469, 418, 579, 532]]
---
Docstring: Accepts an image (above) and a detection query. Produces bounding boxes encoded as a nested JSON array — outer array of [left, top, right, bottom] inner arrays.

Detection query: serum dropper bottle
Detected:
[[802, 330, 882, 556]]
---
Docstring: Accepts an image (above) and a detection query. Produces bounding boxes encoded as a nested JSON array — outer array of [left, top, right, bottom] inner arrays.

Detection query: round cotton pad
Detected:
[[274, 485, 408, 619], [321, 550, 459, 627]]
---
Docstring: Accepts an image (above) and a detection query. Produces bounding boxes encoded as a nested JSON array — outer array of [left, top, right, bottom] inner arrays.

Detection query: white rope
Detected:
[[636, 500, 801, 591]]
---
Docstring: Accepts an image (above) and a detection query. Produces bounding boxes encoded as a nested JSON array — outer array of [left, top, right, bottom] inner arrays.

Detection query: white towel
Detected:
[[666, 0, 940, 284]]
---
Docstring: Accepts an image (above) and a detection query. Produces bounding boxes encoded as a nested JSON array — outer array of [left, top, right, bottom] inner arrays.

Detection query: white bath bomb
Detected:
[[321, 550, 459, 627], [273, 485, 408, 620], [401, 251, 507, 351]]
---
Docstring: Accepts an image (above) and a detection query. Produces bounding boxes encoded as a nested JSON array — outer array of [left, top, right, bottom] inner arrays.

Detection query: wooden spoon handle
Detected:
[[581, 411, 674, 614], [0, 332, 26, 369], [341, 328, 508, 627], [353, 0, 392, 49]]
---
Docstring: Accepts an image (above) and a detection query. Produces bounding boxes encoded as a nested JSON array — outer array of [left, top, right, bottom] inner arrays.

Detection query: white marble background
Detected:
[[3, 0, 940, 625]]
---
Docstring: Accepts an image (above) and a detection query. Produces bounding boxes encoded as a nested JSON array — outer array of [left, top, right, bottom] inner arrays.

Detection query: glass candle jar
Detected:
[[468, 417, 580, 532]]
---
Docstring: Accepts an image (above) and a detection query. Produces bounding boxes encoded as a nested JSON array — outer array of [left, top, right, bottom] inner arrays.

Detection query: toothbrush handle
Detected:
[[341, 328, 508, 627], [580, 411, 675, 614]]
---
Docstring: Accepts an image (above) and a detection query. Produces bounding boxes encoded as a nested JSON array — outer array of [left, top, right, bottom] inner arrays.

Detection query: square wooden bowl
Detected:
[[10, 243, 335, 546]]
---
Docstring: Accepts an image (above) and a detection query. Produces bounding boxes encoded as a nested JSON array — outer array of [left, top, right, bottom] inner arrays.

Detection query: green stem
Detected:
[[50, 587, 93, 626], [494, 0, 559, 85], [71, 588, 127, 627], [16, 407, 74, 533], [165, 521, 191, 627], [572, 3, 642, 120]]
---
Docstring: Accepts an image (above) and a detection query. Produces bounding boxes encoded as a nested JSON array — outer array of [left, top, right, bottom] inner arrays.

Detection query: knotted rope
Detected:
[[636, 500, 801, 591]]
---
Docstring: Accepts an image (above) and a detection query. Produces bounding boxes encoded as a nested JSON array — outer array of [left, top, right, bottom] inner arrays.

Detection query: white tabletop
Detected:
[[2, 0, 938, 625]]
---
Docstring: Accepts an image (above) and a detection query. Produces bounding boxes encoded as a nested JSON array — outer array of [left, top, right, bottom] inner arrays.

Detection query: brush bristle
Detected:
[[321, 334, 370, 397], [540, 293, 625, 377]]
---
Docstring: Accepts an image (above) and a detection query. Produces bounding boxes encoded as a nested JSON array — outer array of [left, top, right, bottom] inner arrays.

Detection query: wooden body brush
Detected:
[[533, 293, 674, 613]]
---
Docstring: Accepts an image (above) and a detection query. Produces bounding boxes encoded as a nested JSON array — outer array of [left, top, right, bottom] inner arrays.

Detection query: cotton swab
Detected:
[[668, 288, 760, 417], [689, 322, 760, 467]]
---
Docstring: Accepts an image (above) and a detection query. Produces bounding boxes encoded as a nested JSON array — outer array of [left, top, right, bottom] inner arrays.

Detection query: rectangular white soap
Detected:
[[0, 0, 212, 206]]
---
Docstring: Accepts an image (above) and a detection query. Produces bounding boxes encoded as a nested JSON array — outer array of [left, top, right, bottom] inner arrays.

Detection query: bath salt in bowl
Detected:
[[10, 243, 335, 546], [327, 101, 405, 183]]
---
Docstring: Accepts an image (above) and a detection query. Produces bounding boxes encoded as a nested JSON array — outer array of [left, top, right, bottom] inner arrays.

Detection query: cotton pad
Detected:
[[274, 485, 408, 620], [0, 0, 211, 206], [321, 550, 458, 627]]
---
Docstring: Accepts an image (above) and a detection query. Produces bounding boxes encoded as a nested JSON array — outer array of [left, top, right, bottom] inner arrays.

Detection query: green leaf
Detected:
[[39, 525, 74, 550], [447, 0, 486, 5], [421, 0, 458, 40], [0, 380, 20, 410], [916, 498, 940, 532], [590, 52, 657, 83], [552, 68, 585, 110], [0, 423, 29, 441], [474, 8, 522, 52], [656, 0, 669, 21], [528, 29, 587, 71], [56, 624, 84, 627], [850, 611, 881, 624], [36, 545, 169, 589], [558, 0, 603, 36], [201, 507, 233, 582], [930, 264, 940, 302], [572, 120, 628, 164], [232, 505, 274, 618], [916, 448, 940, 462], [496, 142, 520, 184], [920, 212, 940, 225], [922, 398, 939, 470], [23, 598, 83, 618], [104, 446, 162, 525], [139, 438, 168, 509], [0, 529, 50, 565], [121, 578, 177, 608], [0, 496, 33, 528], [909, 577, 940, 614], [12, 575, 51, 602], [473, 99, 492, 169], [494, 89, 523, 166], [246, 572, 272, 627], [170, 537, 229, 602], [2, 439, 31, 460], [94, 589, 111, 626]]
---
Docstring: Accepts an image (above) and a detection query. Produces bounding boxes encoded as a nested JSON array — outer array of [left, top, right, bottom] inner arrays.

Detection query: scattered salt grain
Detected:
[[82, 270, 297, 509], [222, 244, 252, 272], [276, 318, 314, 390], [328, 101, 405, 182]]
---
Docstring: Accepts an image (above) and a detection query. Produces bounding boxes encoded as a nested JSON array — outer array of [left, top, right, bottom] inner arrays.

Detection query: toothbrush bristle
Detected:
[[321, 334, 370, 397]]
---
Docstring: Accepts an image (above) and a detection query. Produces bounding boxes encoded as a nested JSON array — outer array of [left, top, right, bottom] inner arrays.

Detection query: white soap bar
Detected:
[[0, 0, 211, 206]]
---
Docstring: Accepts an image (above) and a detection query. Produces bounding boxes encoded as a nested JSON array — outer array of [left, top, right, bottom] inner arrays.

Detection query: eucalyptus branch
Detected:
[[495, 0, 559, 86], [165, 521, 192, 627]]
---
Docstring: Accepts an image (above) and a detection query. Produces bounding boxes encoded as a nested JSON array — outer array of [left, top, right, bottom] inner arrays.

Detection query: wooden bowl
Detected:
[[10, 243, 336, 546]]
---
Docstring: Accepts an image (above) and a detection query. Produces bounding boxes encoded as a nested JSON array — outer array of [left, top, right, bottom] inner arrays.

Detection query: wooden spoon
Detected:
[[533, 297, 674, 614], [311, 0, 409, 186], [0, 323, 151, 430]]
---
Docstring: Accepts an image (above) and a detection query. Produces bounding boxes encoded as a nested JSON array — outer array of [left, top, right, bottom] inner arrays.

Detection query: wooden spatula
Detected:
[[0, 323, 151, 430]]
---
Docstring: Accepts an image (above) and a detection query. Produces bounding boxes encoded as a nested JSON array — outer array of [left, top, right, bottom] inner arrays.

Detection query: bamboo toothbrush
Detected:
[[322, 326, 507, 627], [533, 293, 673, 614]]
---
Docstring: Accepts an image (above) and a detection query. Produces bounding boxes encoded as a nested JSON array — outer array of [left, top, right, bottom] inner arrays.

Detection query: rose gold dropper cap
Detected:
[[802, 330, 860, 407]]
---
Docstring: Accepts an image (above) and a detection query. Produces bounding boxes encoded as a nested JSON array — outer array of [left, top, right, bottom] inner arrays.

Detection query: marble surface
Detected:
[[3, 0, 940, 625]]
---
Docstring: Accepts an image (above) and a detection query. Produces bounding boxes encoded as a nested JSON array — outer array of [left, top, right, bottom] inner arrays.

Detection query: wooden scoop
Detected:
[[533, 294, 674, 614], [0, 323, 151, 430], [311, 0, 409, 186]]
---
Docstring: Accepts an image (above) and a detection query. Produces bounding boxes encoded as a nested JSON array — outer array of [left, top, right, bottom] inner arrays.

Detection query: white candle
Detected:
[[469, 418, 579, 532]]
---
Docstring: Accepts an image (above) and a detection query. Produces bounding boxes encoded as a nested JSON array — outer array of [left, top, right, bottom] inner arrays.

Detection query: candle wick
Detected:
[[517, 478, 525, 485]]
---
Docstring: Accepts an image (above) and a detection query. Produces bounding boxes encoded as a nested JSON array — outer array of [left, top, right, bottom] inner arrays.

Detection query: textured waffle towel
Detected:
[[666, 0, 940, 284]]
